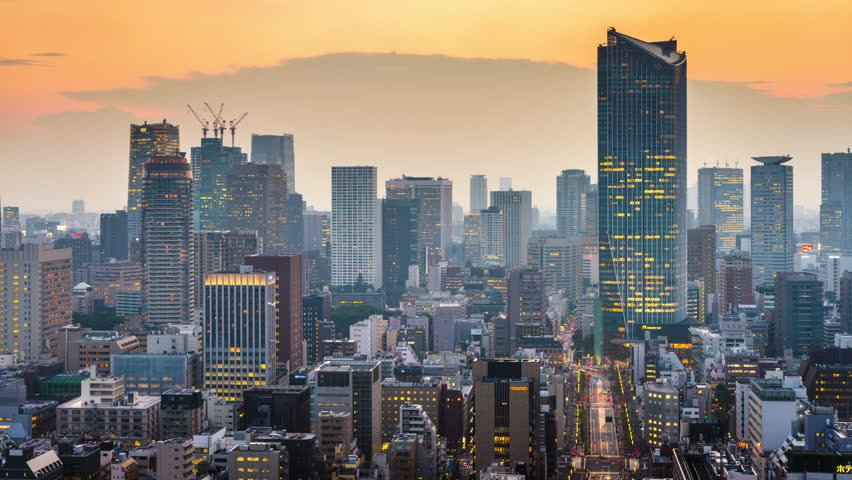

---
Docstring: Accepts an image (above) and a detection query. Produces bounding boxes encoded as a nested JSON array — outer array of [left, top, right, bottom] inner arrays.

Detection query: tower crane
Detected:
[[186, 105, 210, 138], [228, 113, 248, 147], [204, 102, 226, 140]]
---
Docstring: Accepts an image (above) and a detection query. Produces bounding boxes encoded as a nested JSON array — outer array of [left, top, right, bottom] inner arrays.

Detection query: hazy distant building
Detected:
[[2, 206, 20, 230], [751, 156, 794, 284], [226, 163, 288, 254], [100, 210, 128, 261], [382, 199, 418, 291], [0, 244, 72, 362], [688, 225, 717, 295], [774, 272, 823, 356], [386, 176, 453, 273], [332, 166, 381, 287], [303, 211, 331, 258], [463, 213, 482, 265], [820, 150, 852, 253], [479, 206, 505, 265], [54, 233, 93, 284], [71, 200, 85, 215], [194, 231, 260, 307], [598, 29, 688, 340], [191, 137, 246, 231], [841, 271, 852, 334], [556, 169, 591, 238], [127, 121, 179, 253], [527, 237, 584, 300], [251, 134, 296, 194], [499, 177, 512, 191], [470, 175, 488, 213], [508, 268, 548, 343], [286, 193, 304, 253], [719, 254, 754, 315], [697, 167, 744, 253], [141, 154, 194, 325], [490, 190, 532, 268]]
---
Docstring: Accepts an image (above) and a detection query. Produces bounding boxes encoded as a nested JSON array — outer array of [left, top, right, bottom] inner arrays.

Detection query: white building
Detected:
[[746, 378, 798, 468], [331, 166, 382, 287], [350, 315, 388, 357]]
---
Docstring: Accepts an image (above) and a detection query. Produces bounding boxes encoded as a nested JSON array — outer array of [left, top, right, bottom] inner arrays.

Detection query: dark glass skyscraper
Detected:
[[820, 150, 852, 253], [556, 169, 591, 238], [382, 198, 419, 290], [251, 134, 296, 194], [598, 28, 688, 340], [226, 163, 288, 254], [127, 121, 180, 253], [191, 137, 246, 232], [751, 156, 794, 284], [100, 210, 128, 261]]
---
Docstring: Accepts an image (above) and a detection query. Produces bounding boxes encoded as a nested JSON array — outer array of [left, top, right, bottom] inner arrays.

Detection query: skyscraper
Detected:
[[774, 272, 823, 356], [127, 121, 180, 253], [382, 198, 419, 291], [751, 156, 794, 284], [141, 154, 194, 325], [687, 225, 717, 296], [527, 236, 585, 301], [2, 206, 20, 231], [598, 28, 688, 339], [697, 167, 744, 253], [226, 163, 288, 254], [303, 211, 331, 258], [203, 266, 276, 401], [331, 166, 381, 287], [285, 193, 304, 253], [820, 150, 852, 253], [99, 210, 128, 262], [719, 254, 754, 315], [244, 255, 304, 371], [469, 175, 488, 213], [479, 206, 505, 265], [556, 169, 591, 238], [463, 213, 482, 265], [499, 177, 512, 191], [53, 233, 92, 284], [251, 134, 296, 194], [191, 137, 246, 231], [386, 176, 453, 272], [490, 190, 532, 268], [194, 231, 260, 306], [71, 200, 85, 215], [0, 244, 72, 362], [507, 268, 549, 343]]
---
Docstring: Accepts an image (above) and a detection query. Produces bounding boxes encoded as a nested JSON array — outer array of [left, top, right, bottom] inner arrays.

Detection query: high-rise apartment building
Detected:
[[687, 225, 717, 295], [470, 175, 488, 213], [382, 199, 419, 291], [331, 166, 381, 287], [820, 150, 852, 253], [203, 267, 276, 401], [226, 163, 288, 254], [598, 28, 688, 340], [191, 137, 246, 231], [127, 121, 180, 252], [244, 255, 304, 370], [0, 244, 72, 362], [100, 210, 128, 262], [490, 190, 532, 268], [303, 211, 331, 258], [774, 272, 823, 356], [479, 206, 505, 265], [697, 167, 744, 253], [751, 156, 794, 284], [556, 169, 591, 238], [527, 236, 585, 300], [471, 358, 541, 473], [251, 134, 296, 194], [719, 254, 754, 315], [386, 176, 453, 272], [140, 154, 194, 325]]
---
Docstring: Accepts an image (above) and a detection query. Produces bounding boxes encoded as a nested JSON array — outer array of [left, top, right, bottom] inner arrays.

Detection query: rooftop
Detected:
[[609, 28, 686, 65], [752, 155, 793, 165]]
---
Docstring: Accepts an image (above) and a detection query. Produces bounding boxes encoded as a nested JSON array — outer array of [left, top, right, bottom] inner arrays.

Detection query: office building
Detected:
[[389, 433, 435, 480], [556, 169, 591, 238], [688, 225, 717, 295], [303, 293, 332, 364], [140, 154, 194, 325], [159, 388, 204, 440], [100, 210, 128, 261], [331, 166, 381, 287], [0, 449, 63, 480], [507, 268, 548, 345], [286, 193, 304, 253], [841, 271, 852, 334], [386, 176, 453, 272], [747, 378, 798, 464], [490, 190, 532, 268], [227, 443, 287, 480], [303, 211, 331, 258], [644, 381, 681, 446], [751, 156, 794, 284], [349, 315, 387, 357], [598, 29, 688, 340], [317, 411, 353, 468], [820, 150, 852, 253], [68, 331, 141, 374], [243, 385, 312, 432], [527, 236, 584, 299], [775, 272, 824, 356], [203, 267, 277, 401], [195, 231, 260, 306], [380, 377, 443, 443], [251, 134, 296, 194], [472, 358, 541, 473], [112, 353, 197, 395], [799, 347, 852, 421], [697, 167, 744, 253], [470, 175, 488, 213], [382, 198, 418, 291], [719, 254, 754, 315], [226, 163, 288, 254], [53, 233, 92, 284], [127, 121, 180, 253], [0, 244, 72, 362], [2, 206, 20, 231], [156, 440, 195, 480], [479, 206, 505, 265], [463, 213, 482, 265], [244, 255, 304, 370], [191, 137, 246, 231]]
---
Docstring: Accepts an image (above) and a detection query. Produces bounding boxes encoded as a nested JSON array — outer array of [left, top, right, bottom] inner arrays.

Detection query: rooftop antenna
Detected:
[[186, 105, 210, 138]]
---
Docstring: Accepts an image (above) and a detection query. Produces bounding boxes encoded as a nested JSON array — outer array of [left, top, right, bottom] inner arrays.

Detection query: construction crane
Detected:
[[228, 112, 248, 146], [204, 102, 227, 140], [187, 105, 210, 138]]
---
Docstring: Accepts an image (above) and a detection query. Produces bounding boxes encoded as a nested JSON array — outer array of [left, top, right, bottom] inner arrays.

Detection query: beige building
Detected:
[[87, 262, 141, 308], [68, 332, 141, 374], [155, 439, 195, 480], [227, 443, 287, 480], [317, 411, 353, 469], [380, 378, 443, 443]]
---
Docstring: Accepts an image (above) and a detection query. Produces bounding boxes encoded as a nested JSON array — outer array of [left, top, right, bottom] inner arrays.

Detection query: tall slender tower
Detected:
[[556, 169, 591, 238], [751, 156, 794, 284], [382, 199, 419, 290], [251, 134, 296, 194], [598, 28, 688, 340], [469, 175, 488, 213], [820, 150, 852, 253], [331, 166, 381, 287], [697, 167, 744, 253], [128, 121, 180, 255], [490, 190, 532, 268], [141, 154, 194, 325]]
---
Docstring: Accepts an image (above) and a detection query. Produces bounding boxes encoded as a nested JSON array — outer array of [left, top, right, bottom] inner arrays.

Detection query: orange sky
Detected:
[[2, 0, 851, 129]]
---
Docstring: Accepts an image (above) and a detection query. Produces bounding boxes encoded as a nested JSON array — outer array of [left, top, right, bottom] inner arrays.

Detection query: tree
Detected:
[[73, 311, 123, 331], [330, 304, 385, 338]]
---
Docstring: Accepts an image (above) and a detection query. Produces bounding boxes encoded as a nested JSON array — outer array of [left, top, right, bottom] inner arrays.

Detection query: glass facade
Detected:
[[750, 156, 794, 284], [597, 28, 688, 339], [111, 354, 191, 396], [820, 151, 852, 253], [191, 137, 246, 232], [697, 167, 744, 253], [127, 122, 179, 249], [382, 198, 419, 290]]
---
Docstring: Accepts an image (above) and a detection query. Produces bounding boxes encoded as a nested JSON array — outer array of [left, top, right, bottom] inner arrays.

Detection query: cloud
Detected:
[[31, 52, 65, 57], [0, 57, 48, 66], [829, 81, 852, 88]]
